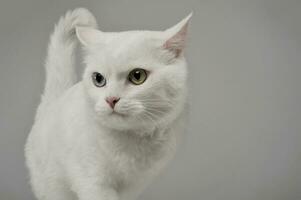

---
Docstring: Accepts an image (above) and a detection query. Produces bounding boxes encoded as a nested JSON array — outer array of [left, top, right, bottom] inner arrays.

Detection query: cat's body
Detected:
[[25, 8, 191, 200]]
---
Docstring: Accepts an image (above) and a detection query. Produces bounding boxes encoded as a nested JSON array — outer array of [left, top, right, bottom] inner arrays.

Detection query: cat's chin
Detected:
[[99, 121, 152, 133], [95, 112, 154, 132]]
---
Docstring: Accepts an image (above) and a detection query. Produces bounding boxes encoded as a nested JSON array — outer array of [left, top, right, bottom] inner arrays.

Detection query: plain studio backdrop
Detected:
[[0, 0, 300, 200]]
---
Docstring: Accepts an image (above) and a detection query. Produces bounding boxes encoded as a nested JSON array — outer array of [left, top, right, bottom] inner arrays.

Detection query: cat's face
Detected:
[[77, 14, 191, 131]]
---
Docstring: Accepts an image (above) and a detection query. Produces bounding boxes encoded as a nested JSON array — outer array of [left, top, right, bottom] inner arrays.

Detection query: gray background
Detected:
[[0, 0, 300, 200]]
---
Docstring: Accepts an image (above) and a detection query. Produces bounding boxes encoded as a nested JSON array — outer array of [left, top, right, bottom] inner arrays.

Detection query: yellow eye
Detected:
[[128, 68, 147, 85]]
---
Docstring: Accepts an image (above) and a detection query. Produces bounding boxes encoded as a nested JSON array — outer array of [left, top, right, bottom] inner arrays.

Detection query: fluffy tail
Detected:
[[41, 8, 97, 106]]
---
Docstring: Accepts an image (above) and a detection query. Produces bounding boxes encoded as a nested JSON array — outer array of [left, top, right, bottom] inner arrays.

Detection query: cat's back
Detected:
[[25, 82, 87, 170], [30, 82, 85, 133]]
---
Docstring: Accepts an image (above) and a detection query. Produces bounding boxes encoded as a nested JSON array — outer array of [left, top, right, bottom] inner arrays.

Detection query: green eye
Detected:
[[128, 68, 147, 85]]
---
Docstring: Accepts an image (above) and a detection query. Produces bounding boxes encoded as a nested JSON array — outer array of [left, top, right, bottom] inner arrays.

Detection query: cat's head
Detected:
[[76, 14, 192, 131]]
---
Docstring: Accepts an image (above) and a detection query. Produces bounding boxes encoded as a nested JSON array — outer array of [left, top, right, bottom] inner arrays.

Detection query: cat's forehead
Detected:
[[87, 31, 163, 71], [105, 30, 162, 54]]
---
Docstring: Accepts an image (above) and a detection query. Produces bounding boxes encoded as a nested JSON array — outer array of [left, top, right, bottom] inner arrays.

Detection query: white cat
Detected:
[[25, 8, 191, 200]]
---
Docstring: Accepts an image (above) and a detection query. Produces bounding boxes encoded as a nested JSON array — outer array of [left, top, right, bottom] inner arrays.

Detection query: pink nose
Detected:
[[105, 97, 120, 109]]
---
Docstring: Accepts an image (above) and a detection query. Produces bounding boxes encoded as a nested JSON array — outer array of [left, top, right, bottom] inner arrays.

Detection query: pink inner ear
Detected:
[[164, 23, 189, 58]]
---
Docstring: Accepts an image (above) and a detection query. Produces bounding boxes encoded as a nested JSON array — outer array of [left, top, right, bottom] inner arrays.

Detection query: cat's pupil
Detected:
[[96, 73, 103, 83], [134, 71, 141, 80]]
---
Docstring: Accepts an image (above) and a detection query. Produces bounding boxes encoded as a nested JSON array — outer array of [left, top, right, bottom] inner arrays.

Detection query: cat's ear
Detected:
[[76, 26, 103, 46], [163, 13, 192, 58]]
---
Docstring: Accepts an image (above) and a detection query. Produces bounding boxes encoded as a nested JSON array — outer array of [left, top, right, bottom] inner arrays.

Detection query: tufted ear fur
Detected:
[[163, 13, 192, 58], [76, 26, 104, 46]]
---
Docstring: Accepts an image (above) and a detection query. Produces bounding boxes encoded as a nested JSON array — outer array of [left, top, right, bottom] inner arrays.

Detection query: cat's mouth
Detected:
[[110, 110, 127, 118]]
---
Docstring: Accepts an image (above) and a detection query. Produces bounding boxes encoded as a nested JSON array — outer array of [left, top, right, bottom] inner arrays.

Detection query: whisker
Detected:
[[144, 109, 163, 122], [145, 107, 167, 116], [140, 112, 157, 126]]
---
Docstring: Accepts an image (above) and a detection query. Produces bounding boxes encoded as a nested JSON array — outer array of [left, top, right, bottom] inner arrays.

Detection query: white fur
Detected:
[[25, 8, 191, 200]]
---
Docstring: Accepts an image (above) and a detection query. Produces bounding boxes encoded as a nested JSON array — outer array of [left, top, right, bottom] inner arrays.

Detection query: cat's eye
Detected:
[[92, 72, 106, 87], [128, 68, 147, 85]]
